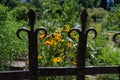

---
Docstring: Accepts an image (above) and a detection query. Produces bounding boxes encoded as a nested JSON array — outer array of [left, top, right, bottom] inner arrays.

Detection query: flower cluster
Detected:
[[38, 25, 78, 66], [52, 57, 62, 63]]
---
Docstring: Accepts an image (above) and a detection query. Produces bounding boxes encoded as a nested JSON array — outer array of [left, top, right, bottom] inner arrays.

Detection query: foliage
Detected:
[[0, 4, 9, 25], [0, 0, 120, 79], [35, 0, 81, 26], [101, 4, 120, 30], [0, 0, 19, 8], [80, 0, 101, 8], [0, 4, 28, 70], [88, 8, 108, 22], [38, 24, 77, 67], [11, 3, 36, 21], [95, 74, 119, 80], [0, 20, 28, 70]]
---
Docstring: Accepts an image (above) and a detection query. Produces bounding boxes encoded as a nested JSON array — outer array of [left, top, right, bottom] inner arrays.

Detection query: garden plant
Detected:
[[0, 0, 120, 80]]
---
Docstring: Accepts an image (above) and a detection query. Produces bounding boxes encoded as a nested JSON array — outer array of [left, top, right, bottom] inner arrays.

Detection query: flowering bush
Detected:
[[38, 24, 78, 67], [0, 4, 9, 25]]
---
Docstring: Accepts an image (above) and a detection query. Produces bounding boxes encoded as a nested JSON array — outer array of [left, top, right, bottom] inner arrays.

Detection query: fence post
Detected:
[[113, 32, 120, 79], [16, 9, 47, 80], [77, 9, 88, 80], [68, 9, 97, 80]]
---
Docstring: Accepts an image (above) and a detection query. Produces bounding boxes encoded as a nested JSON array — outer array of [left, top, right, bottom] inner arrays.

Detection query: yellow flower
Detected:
[[72, 61, 77, 65], [44, 40, 51, 45], [52, 57, 62, 63], [50, 39, 57, 46], [58, 49, 64, 53], [64, 24, 70, 32], [38, 55, 42, 59], [53, 33, 61, 40], [60, 39, 65, 42], [67, 42, 72, 47], [73, 36, 78, 39], [70, 31, 79, 39], [44, 39, 57, 46], [56, 28, 63, 32], [38, 33, 45, 40]]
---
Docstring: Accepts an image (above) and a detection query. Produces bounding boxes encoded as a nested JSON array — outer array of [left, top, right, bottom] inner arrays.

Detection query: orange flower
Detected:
[[44, 39, 57, 46], [38, 55, 42, 59], [64, 24, 70, 32], [52, 57, 62, 63], [50, 39, 57, 46], [38, 33, 45, 39], [53, 33, 61, 40], [56, 28, 63, 32], [72, 61, 77, 65], [58, 49, 64, 53], [44, 40, 51, 45], [60, 39, 65, 42], [67, 42, 72, 47]]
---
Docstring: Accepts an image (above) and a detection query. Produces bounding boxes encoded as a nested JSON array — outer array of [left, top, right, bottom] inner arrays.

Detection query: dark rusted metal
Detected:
[[113, 32, 120, 79], [38, 66, 120, 76], [0, 66, 120, 80], [16, 9, 47, 80], [113, 32, 120, 43], [0, 9, 120, 80], [68, 9, 97, 80]]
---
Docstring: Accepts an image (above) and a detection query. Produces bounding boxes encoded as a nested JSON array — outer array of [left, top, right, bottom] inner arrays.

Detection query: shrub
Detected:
[[0, 4, 9, 25], [0, 19, 28, 70], [38, 25, 77, 67], [101, 5, 120, 30], [11, 3, 36, 21], [0, 0, 19, 8]]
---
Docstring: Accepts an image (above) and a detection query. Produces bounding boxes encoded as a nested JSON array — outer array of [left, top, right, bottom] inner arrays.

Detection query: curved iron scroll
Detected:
[[86, 28, 97, 39], [16, 27, 29, 40], [16, 9, 47, 80], [113, 32, 120, 79], [113, 32, 120, 43], [68, 9, 97, 80]]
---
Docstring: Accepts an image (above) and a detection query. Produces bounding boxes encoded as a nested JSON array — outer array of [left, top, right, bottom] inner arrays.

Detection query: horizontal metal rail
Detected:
[[0, 66, 119, 80], [39, 66, 120, 76]]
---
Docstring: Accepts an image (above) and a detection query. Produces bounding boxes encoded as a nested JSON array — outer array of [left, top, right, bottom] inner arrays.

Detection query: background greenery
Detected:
[[0, 0, 120, 80]]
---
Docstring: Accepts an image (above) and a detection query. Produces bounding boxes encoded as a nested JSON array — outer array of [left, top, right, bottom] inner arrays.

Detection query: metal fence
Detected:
[[0, 9, 120, 80]]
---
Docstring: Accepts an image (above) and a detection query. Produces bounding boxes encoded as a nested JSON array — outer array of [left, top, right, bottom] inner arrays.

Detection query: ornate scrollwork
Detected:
[[16, 9, 48, 80], [113, 32, 120, 43], [68, 9, 97, 40], [34, 27, 47, 38], [68, 28, 81, 39], [16, 27, 29, 40], [68, 9, 97, 80], [86, 28, 97, 39], [16, 9, 47, 40]]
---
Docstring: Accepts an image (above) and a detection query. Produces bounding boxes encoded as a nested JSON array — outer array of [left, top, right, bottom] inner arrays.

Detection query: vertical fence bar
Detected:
[[16, 9, 47, 80], [68, 9, 97, 80], [77, 9, 88, 80], [118, 65, 120, 80], [113, 32, 120, 79], [6, 8, 120, 80], [27, 9, 38, 80]]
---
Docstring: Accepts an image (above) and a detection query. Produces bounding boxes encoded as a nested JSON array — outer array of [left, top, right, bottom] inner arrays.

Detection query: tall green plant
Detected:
[[0, 4, 9, 25]]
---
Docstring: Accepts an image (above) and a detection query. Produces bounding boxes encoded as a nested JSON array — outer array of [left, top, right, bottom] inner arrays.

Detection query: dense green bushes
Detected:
[[11, 3, 36, 21], [0, 0, 120, 79], [0, 0, 19, 8], [0, 4, 28, 70], [0, 21, 27, 70], [0, 4, 9, 25]]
